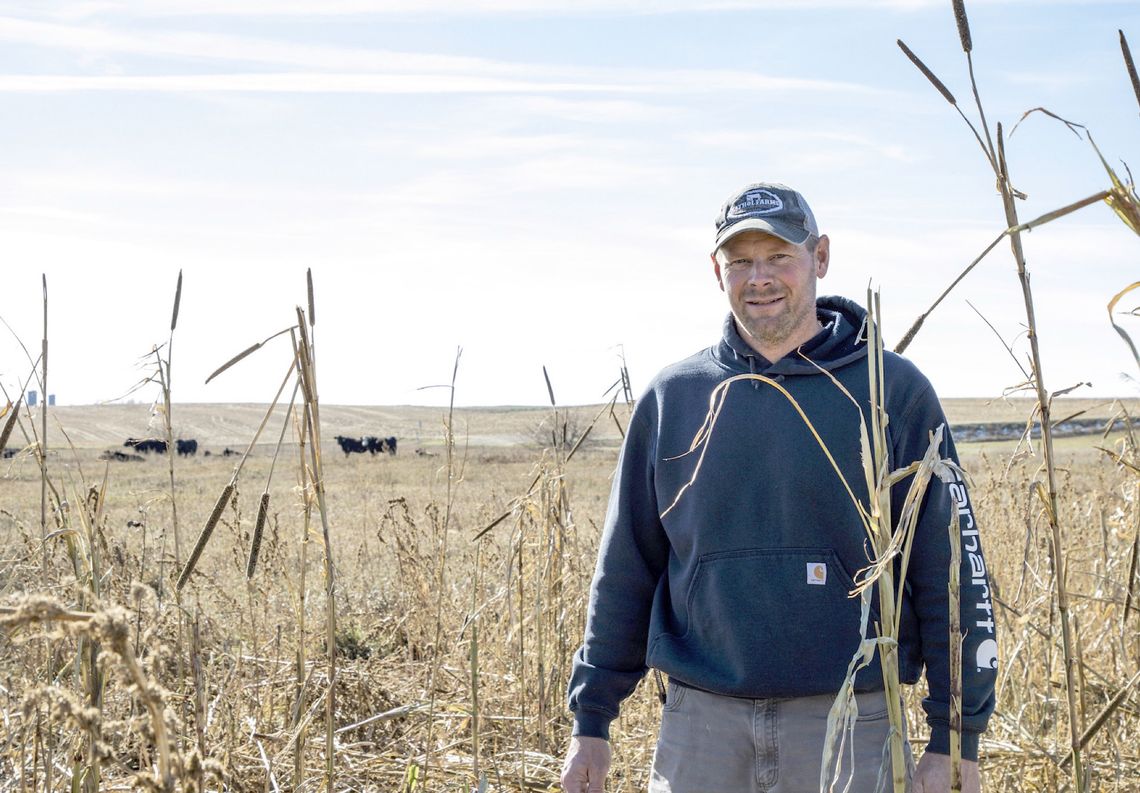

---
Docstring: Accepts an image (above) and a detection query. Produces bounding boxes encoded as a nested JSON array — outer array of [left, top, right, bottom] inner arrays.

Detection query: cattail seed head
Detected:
[[206, 342, 261, 385], [177, 483, 235, 592], [898, 40, 957, 106], [0, 402, 19, 456], [1121, 30, 1140, 113], [542, 365, 556, 407], [893, 313, 927, 355], [996, 122, 1008, 181], [170, 270, 183, 332], [246, 492, 270, 579], [307, 268, 316, 328], [952, 0, 972, 53]]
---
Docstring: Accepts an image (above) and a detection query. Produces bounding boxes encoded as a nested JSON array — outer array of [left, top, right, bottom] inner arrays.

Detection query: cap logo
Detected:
[[729, 189, 783, 219]]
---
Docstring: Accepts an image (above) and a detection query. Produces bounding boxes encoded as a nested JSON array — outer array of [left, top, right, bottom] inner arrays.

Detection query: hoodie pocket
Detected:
[[651, 547, 874, 696]]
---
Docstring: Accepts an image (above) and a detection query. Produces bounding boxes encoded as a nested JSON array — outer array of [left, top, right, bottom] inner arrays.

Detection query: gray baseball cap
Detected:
[[713, 182, 819, 250]]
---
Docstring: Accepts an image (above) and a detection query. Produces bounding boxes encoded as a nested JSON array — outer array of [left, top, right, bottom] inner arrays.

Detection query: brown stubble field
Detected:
[[2, 398, 1140, 791]]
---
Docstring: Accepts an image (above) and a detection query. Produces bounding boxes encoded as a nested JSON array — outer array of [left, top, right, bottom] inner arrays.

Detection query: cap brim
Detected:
[[714, 218, 810, 251]]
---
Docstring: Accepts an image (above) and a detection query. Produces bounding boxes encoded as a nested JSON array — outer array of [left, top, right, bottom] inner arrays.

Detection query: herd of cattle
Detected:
[[334, 435, 398, 457], [124, 437, 201, 456], [121, 434, 401, 459], [3, 434, 400, 461]]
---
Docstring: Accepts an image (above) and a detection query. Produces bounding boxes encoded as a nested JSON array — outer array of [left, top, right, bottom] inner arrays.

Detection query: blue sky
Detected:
[[1, 0, 1139, 407]]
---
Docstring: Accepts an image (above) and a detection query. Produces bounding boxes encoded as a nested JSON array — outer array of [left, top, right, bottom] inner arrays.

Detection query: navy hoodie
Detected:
[[567, 295, 997, 760]]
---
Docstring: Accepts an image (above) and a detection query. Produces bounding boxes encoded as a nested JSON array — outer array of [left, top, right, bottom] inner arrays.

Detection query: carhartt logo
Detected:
[[729, 189, 783, 218], [976, 638, 998, 671], [807, 563, 826, 586]]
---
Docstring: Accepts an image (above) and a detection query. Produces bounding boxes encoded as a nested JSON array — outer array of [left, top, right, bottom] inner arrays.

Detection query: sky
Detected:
[[1, 0, 1140, 409]]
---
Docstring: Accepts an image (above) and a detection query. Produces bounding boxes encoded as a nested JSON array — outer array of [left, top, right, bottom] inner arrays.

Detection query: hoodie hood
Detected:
[[716, 294, 869, 376]]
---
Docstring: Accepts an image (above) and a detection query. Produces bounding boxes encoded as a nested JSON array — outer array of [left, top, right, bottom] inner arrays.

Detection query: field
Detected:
[[2, 397, 1140, 791]]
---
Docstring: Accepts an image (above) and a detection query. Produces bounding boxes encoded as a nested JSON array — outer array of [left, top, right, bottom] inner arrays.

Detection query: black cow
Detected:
[[124, 438, 168, 454], [335, 435, 366, 457], [176, 439, 198, 457], [222, 447, 240, 457], [2, 448, 16, 459], [364, 435, 398, 456]]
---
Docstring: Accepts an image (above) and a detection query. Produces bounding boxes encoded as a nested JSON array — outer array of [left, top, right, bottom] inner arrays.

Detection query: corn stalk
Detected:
[[896, 5, 1098, 786]]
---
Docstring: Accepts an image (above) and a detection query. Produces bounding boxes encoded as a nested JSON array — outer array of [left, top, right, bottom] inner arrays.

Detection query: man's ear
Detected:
[[814, 235, 830, 279], [711, 252, 725, 291]]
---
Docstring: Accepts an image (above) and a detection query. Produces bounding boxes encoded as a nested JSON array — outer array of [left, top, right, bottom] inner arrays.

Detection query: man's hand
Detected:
[[560, 736, 611, 793], [913, 752, 981, 793]]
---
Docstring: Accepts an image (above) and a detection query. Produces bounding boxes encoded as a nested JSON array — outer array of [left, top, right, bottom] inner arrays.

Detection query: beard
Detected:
[[732, 289, 819, 358], [737, 311, 800, 351]]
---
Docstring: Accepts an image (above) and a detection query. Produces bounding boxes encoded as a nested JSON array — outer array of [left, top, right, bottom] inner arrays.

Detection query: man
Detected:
[[561, 183, 996, 792]]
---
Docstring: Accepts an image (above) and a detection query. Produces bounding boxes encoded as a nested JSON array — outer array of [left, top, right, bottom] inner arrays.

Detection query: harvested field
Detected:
[[2, 398, 1140, 790]]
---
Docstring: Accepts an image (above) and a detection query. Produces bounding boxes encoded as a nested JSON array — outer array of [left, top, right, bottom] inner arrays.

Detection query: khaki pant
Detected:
[[648, 681, 914, 793]]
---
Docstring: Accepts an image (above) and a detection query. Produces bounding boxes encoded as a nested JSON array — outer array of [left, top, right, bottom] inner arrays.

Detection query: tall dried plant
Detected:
[[889, 4, 1140, 788], [161, 270, 184, 570], [183, 275, 327, 789], [423, 347, 464, 788], [291, 284, 339, 793]]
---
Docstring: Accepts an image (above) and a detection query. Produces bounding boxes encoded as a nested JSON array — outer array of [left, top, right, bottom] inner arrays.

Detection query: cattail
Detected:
[[205, 343, 261, 385], [205, 327, 295, 385], [996, 122, 1008, 181], [897, 40, 957, 105], [0, 401, 18, 456], [246, 491, 270, 579], [893, 313, 927, 355], [177, 483, 235, 592], [542, 365, 557, 407], [1121, 30, 1140, 113], [307, 268, 316, 327], [952, 0, 972, 53], [170, 269, 182, 332]]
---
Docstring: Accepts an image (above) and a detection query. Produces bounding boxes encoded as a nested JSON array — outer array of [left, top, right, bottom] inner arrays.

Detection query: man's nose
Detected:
[[745, 260, 775, 283]]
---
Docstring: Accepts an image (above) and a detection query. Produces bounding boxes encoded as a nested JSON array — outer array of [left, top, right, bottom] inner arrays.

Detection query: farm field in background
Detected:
[[7, 398, 1137, 449], [2, 398, 1140, 790]]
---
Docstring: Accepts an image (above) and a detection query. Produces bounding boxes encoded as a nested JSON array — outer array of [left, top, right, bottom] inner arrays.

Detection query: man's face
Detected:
[[712, 230, 830, 359]]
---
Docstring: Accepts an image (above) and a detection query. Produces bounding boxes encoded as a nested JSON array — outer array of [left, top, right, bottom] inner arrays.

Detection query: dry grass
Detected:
[[2, 402, 1140, 790]]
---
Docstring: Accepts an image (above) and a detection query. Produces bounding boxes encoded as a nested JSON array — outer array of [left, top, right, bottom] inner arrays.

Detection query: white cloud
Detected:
[[360, 152, 671, 211], [684, 129, 915, 162], [474, 96, 683, 124], [0, 205, 108, 224], [0, 69, 887, 99], [2, 1, 948, 20], [0, 72, 630, 93], [0, 16, 886, 98], [1002, 70, 1096, 91], [409, 132, 608, 160], [0, 16, 522, 74]]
